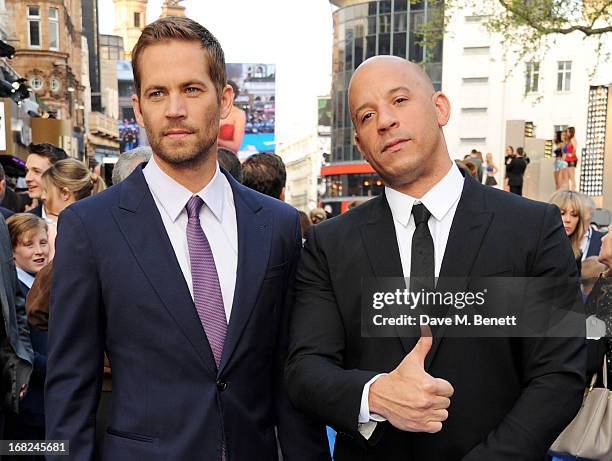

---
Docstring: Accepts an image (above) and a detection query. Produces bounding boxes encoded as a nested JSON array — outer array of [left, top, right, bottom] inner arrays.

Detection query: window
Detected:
[[133, 12, 141, 28], [30, 75, 43, 90], [118, 81, 134, 97], [525, 62, 540, 93], [49, 8, 59, 50], [27, 6, 40, 48], [50, 78, 61, 92], [461, 107, 487, 113], [463, 46, 490, 55], [462, 77, 489, 84], [557, 61, 571, 92]]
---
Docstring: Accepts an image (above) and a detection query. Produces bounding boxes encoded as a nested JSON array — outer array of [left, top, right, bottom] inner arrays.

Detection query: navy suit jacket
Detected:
[[586, 229, 604, 258], [0, 206, 14, 219], [28, 204, 42, 217], [45, 165, 328, 461], [15, 279, 46, 427]]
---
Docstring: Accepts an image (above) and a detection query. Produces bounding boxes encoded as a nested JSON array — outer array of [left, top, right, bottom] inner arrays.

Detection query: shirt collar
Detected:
[[143, 156, 226, 223], [16, 267, 35, 289], [385, 164, 464, 227]]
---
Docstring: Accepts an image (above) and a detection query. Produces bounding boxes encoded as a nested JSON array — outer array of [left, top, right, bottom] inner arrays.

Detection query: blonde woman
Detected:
[[484, 152, 498, 186], [549, 189, 586, 272], [39, 159, 106, 258]]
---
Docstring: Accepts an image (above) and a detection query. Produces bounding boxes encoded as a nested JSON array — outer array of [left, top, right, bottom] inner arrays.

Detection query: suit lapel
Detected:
[[359, 194, 416, 354], [425, 175, 493, 370], [111, 166, 217, 375], [218, 176, 271, 374]]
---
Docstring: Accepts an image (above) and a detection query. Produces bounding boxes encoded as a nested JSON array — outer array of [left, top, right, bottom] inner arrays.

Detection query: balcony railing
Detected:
[[88, 111, 119, 140]]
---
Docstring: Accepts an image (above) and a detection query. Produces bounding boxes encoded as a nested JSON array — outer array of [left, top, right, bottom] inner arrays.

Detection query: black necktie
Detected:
[[411, 203, 435, 336]]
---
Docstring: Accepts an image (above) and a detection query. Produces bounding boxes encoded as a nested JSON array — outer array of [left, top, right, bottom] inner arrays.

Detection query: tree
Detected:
[[416, 0, 612, 66]]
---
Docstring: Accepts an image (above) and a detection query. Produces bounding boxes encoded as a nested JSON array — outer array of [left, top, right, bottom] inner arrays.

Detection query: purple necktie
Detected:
[[185, 196, 227, 368]]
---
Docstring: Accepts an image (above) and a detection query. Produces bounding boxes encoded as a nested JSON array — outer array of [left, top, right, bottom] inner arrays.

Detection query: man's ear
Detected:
[[132, 93, 145, 128], [220, 84, 233, 120], [432, 91, 451, 127]]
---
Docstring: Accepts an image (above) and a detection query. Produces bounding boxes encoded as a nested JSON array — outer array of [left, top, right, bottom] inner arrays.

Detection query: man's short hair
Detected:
[[27, 143, 68, 164], [241, 153, 286, 199], [131, 17, 226, 100], [217, 148, 242, 183], [580, 193, 596, 218], [112, 147, 152, 185]]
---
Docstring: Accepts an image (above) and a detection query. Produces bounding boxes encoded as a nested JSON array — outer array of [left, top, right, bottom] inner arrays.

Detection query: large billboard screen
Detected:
[[224, 63, 275, 160]]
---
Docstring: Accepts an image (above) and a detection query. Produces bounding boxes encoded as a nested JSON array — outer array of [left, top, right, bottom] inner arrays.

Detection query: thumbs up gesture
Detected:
[[368, 336, 454, 433]]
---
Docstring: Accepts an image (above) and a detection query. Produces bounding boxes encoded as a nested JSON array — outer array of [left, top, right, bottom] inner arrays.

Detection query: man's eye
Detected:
[[149, 90, 163, 98], [395, 97, 407, 104], [186, 87, 201, 94], [362, 113, 373, 122]]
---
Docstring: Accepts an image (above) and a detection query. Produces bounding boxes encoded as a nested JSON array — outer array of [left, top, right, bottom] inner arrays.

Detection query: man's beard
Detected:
[[150, 131, 217, 170], [144, 110, 219, 170]]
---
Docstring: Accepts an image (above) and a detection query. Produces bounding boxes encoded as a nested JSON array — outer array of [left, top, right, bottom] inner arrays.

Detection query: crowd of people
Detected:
[[0, 15, 610, 461], [458, 125, 580, 198], [118, 118, 141, 153]]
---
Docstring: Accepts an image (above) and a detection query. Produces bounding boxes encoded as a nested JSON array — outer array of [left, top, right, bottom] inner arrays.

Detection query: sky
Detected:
[[98, 0, 335, 146]]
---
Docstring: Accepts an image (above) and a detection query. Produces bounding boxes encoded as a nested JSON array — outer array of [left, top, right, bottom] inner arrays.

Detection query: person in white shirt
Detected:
[[286, 55, 585, 461], [44, 16, 328, 461]]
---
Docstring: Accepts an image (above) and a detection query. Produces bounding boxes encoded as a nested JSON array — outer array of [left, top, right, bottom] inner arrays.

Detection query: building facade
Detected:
[[325, 0, 443, 215], [6, 0, 86, 157], [441, 6, 601, 198], [282, 134, 329, 212], [112, 0, 147, 59]]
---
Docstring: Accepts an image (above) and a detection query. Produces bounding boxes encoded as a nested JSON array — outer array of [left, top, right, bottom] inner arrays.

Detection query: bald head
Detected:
[[346, 54, 451, 197], [348, 56, 435, 124]]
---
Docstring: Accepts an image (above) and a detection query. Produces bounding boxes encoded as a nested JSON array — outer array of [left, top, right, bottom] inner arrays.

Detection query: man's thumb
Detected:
[[404, 335, 432, 367]]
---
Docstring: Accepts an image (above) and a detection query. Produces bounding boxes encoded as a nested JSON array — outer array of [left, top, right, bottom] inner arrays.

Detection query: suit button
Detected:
[[216, 380, 227, 391]]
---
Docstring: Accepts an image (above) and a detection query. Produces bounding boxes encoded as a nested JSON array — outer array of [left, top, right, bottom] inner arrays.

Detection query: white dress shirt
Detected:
[[358, 164, 464, 437], [16, 267, 35, 289], [581, 227, 592, 262], [142, 157, 238, 322]]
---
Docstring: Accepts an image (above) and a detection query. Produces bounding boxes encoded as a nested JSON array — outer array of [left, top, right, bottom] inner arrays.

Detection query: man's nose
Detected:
[[377, 106, 398, 133], [165, 93, 187, 118]]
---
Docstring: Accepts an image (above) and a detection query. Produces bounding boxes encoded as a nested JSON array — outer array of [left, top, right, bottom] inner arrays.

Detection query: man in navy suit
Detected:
[[45, 17, 328, 461], [580, 193, 604, 260]]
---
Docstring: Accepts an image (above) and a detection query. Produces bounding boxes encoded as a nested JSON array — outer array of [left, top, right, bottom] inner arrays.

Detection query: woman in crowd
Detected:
[[552, 227, 612, 461], [564, 127, 579, 191], [217, 80, 247, 153], [549, 189, 586, 272], [39, 159, 106, 257], [554, 130, 569, 190], [484, 152, 498, 187], [3, 214, 49, 455]]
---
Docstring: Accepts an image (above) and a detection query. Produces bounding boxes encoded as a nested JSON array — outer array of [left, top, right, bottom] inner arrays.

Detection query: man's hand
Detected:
[[368, 336, 454, 433], [19, 383, 28, 400]]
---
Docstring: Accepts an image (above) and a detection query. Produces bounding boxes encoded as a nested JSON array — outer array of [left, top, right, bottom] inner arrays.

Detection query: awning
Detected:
[[0, 40, 15, 59]]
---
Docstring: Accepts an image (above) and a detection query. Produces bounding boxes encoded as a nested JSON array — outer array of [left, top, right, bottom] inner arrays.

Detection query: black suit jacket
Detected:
[[286, 173, 585, 461], [45, 166, 328, 461], [506, 157, 529, 187]]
